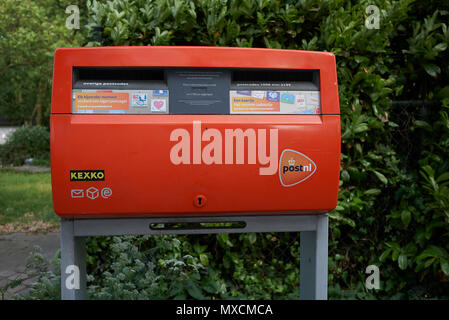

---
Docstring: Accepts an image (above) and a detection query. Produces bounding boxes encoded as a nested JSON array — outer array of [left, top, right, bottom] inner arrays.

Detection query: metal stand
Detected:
[[60, 214, 328, 300]]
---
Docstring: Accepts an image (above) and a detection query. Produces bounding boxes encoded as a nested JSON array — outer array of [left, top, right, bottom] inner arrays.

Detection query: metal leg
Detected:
[[300, 214, 328, 300], [60, 219, 87, 300]]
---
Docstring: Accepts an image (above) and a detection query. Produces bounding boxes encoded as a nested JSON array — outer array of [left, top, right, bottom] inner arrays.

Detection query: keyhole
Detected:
[[193, 195, 206, 208]]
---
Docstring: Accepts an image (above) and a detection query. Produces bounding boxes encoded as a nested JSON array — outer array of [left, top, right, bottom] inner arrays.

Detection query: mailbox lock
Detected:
[[194, 195, 207, 208]]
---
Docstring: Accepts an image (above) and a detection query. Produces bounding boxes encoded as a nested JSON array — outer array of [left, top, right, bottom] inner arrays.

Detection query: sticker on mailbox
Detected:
[[70, 170, 105, 181], [279, 149, 316, 187], [230, 90, 320, 114], [74, 92, 129, 111], [151, 99, 167, 112], [131, 93, 148, 107]]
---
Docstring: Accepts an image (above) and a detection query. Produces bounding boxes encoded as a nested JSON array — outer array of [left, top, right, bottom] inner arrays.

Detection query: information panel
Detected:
[[72, 89, 169, 114], [230, 90, 320, 114]]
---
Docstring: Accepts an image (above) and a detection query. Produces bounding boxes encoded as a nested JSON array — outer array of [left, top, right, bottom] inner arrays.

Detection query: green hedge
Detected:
[[87, 0, 449, 299], [22, 0, 449, 299]]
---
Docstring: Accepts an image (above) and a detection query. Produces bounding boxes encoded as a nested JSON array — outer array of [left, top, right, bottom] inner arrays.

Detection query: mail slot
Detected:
[[51, 47, 340, 218]]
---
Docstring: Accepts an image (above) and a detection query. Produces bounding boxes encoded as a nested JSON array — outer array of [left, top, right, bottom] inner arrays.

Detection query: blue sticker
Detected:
[[266, 91, 280, 101], [236, 90, 252, 96], [132, 93, 148, 107], [281, 93, 295, 104], [153, 90, 169, 96]]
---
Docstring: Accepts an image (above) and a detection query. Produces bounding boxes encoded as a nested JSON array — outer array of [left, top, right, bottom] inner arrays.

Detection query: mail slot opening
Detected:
[[232, 69, 319, 85], [74, 67, 165, 81], [149, 221, 247, 230]]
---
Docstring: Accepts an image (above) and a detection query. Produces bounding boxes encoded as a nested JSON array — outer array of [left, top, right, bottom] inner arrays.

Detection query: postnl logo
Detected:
[[279, 149, 316, 187]]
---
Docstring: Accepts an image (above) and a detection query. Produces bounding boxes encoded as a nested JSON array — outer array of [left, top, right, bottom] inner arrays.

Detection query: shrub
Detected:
[[80, 0, 449, 299], [1, 125, 50, 166]]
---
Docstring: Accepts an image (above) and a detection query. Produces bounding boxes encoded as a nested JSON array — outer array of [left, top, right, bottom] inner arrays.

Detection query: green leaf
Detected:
[[441, 261, 449, 276], [398, 254, 408, 270], [354, 123, 369, 133], [248, 233, 257, 244], [434, 43, 447, 52], [387, 121, 399, 128], [392, 249, 399, 262], [329, 212, 356, 227], [401, 210, 412, 227], [413, 120, 432, 131], [437, 86, 449, 99], [386, 242, 400, 251], [202, 279, 219, 294], [379, 248, 391, 262], [436, 172, 449, 183], [199, 254, 209, 266], [423, 64, 441, 77], [373, 171, 388, 185], [417, 245, 448, 260], [424, 257, 436, 268], [341, 170, 350, 182], [186, 282, 205, 300], [364, 188, 381, 196]]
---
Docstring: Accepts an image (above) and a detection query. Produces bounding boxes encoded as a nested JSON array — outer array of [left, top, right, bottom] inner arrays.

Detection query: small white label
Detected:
[[306, 92, 320, 106], [252, 91, 265, 99], [296, 94, 306, 107]]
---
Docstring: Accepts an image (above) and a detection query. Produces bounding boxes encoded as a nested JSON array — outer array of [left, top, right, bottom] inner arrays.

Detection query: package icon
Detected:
[[86, 187, 99, 200]]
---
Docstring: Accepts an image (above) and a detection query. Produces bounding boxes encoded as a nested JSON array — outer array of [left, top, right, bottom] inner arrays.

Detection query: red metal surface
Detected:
[[51, 47, 340, 218]]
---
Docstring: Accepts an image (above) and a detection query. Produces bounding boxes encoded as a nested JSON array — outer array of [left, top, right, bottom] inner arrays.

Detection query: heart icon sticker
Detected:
[[279, 149, 317, 187], [151, 99, 166, 112], [153, 100, 164, 109]]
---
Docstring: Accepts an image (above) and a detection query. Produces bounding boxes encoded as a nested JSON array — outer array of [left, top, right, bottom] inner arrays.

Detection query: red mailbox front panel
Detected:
[[51, 47, 340, 218]]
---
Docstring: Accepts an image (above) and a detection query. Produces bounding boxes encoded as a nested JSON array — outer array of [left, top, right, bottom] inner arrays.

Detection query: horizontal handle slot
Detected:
[[149, 221, 247, 230]]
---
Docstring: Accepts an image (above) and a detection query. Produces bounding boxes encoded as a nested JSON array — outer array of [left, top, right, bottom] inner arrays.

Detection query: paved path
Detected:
[[0, 232, 59, 299], [2, 165, 50, 173]]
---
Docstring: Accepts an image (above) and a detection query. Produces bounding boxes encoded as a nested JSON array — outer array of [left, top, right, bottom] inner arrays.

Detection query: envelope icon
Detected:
[[71, 189, 84, 198]]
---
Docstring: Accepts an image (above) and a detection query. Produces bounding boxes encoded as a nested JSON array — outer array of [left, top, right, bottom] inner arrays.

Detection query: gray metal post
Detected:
[[59, 214, 328, 300], [60, 219, 87, 300], [299, 214, 328, 300]]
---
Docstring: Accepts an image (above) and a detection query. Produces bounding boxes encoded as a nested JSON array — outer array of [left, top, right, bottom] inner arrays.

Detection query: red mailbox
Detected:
[[51, 46, 340, 218]]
